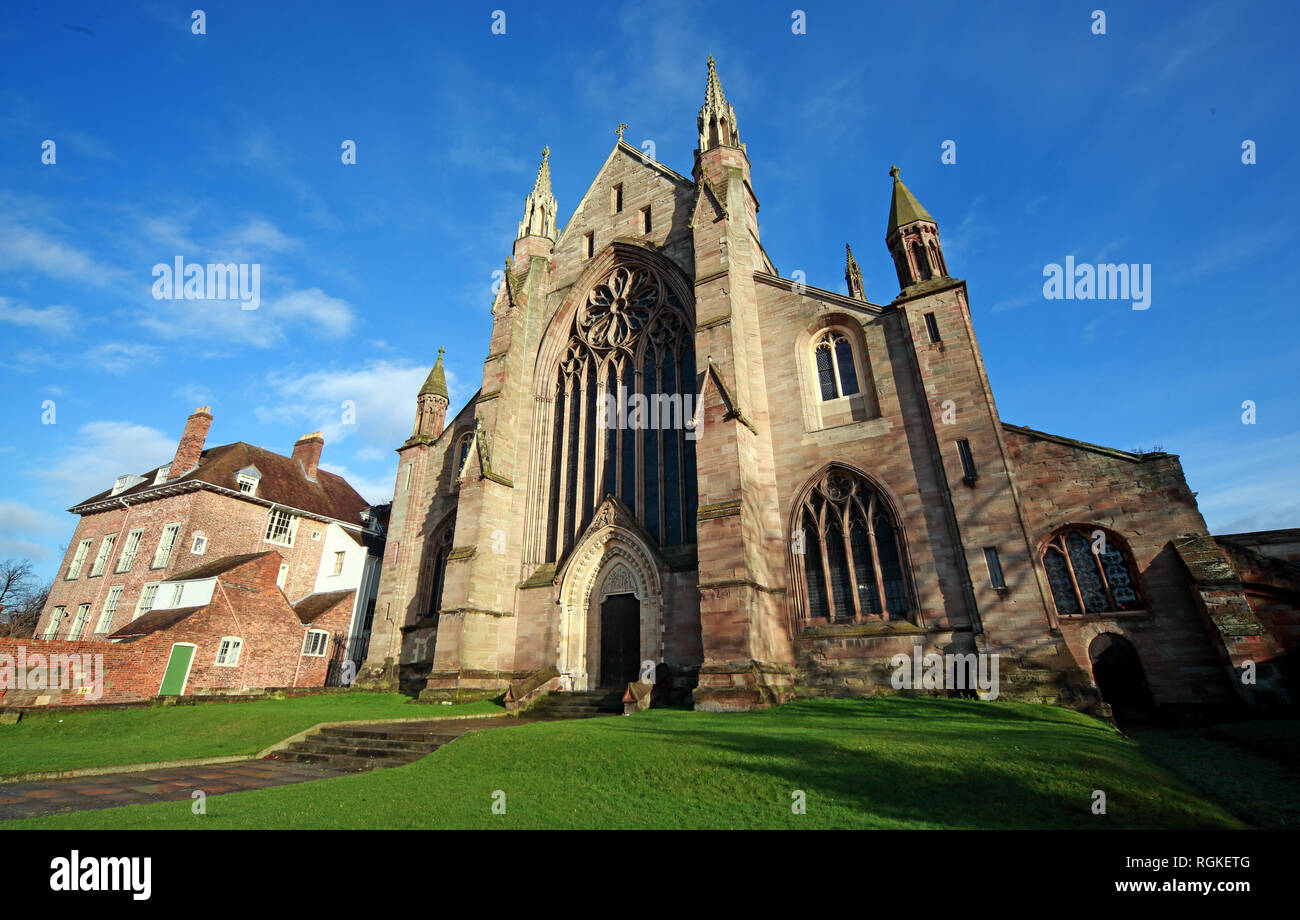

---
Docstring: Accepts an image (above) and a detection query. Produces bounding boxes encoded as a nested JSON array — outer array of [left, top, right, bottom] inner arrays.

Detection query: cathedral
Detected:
[[357, 58, 1295, 716]]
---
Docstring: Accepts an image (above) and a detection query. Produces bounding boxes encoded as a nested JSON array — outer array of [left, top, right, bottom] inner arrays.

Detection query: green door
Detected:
[[159, 644, 196, 696]]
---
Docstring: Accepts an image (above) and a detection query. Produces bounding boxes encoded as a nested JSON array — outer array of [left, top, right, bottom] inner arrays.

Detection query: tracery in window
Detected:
[[792, 467, 911, 624], [1042, 527, 1142, 617], [542, 260, 697, 563]]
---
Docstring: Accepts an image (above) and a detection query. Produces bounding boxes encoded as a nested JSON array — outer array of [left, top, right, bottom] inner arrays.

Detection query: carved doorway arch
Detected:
[[557, 500, 664, 690]]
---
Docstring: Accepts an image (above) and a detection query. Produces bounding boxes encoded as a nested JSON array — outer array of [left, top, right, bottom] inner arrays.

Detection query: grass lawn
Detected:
[[1127, 724, 1300, 829], [1212, 719, 1300, 765], [2, 698, 1247, 829], [0, 693, 501, 778]]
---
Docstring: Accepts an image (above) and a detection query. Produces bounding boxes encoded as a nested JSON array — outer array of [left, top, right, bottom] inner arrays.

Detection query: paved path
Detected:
[[0, 711, 609, 822], [0, 759, 347, 822]]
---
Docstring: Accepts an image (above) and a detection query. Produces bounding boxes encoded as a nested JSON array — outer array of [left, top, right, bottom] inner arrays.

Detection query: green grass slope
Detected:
[[0, 693, 500, 777], [3, 698, 1245, 830]]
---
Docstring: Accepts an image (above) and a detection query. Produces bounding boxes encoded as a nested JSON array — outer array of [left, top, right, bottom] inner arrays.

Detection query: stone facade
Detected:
[[358, 58, 1294, 715]]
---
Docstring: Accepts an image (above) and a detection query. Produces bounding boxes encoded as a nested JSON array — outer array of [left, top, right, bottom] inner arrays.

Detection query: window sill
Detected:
[[794, 618, 925, 640], [1058, 609, 1150, 621]]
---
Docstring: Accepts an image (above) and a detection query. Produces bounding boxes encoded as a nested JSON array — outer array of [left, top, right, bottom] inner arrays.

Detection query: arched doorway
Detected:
[[1089, 633, 1157, 723], [556, 498, 664, 691], [599, 593, 641, 688]]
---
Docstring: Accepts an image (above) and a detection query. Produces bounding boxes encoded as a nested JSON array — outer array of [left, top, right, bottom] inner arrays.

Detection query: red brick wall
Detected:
[[8, 555, 356, 706], [38, 489, 334, 642]]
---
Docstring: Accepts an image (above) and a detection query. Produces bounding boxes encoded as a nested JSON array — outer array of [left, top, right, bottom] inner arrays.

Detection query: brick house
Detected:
[[0, 552, 358, 705], [356, 58, 1296, 714], [33, 408, 386, 693]]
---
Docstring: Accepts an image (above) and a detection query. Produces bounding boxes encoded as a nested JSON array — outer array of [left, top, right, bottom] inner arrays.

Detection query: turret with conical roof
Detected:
[[885, 165, 948, 292], [412, 347, 449, 440]]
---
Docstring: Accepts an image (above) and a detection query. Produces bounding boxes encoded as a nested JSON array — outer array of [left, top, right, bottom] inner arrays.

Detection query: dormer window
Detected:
[[111, 474, 145, 496], [153, 465, 171, 485], [236, 467, 261, 495]]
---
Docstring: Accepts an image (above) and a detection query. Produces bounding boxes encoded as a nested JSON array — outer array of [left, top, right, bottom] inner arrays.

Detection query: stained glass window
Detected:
[[1042, 527, 1143, 617]]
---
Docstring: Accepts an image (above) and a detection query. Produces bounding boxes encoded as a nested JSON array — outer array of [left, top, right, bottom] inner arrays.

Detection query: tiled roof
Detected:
[[72, 442, 371, 525], [109, 606, 206, 638], [168, 551, 277, 582], [292, 590, 356, 625]]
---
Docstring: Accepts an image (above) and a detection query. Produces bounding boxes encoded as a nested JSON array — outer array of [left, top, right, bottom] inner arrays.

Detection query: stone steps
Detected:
[[529, 690, 624, 716], [270, 719, 506, 772]]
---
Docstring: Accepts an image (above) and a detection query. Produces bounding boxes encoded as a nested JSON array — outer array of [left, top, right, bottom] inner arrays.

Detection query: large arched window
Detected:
[[422, 516, 455, 620], [541, 260, 697, 562], [812, 331, 861, 402], [792, 466, 911, 624], [1041, 526, 1142, 617]]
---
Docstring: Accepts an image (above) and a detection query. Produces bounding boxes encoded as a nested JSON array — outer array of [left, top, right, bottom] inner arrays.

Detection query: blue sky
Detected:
[[1, 0, 1297, 580]]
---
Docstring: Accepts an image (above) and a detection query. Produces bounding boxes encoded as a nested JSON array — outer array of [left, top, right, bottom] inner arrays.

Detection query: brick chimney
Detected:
[[293, 431, 324, 481], [170, 406, 212, 480]]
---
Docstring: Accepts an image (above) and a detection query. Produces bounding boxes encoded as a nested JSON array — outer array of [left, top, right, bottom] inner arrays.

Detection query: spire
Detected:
[[886, 165, 935, 237], [697, 56, 740, 152], [845, 243, 865, 301], [419, 347, 448, 400], [884, 165, 948, 291], [517, 147, 557, 241]]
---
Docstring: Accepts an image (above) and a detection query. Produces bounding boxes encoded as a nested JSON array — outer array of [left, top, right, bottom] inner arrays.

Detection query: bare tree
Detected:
[[0, 559, 46, 638]]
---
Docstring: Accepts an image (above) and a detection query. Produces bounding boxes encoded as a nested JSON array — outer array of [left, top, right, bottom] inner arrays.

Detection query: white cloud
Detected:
[[0, 221, 124, 286], [319, 463, 396, 507], [272, 288, 354, 337], [256, 360, 451, 451], [39, 420, 176, 506], [137, 286, 356, 346], [1176, 429, 1300, 535], [216, 218, 301, 258], [0, 297, 78, 335], [0, 500, 68, 561], [86, 342, 163, 374]]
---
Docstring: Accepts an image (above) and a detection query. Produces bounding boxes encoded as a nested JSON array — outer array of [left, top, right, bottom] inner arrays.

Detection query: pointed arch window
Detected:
[[813, 331, 861, 402], [455, 433, 472, 477], [792, 467, 912, 624], [1041, 526, 1142, 617], [911, 241, 932, 281], [540, 261, 697, 563], [928, 240, 945, 277], [423, 516, 455, 620]]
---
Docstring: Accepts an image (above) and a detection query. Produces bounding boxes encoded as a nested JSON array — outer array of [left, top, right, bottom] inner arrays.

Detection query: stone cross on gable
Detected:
[[616, 122, 629, 142]]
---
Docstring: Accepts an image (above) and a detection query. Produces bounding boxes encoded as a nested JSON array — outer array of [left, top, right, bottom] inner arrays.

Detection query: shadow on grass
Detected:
[[1126, 726, 1300, 829], [603, 699, 1234, 829]]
